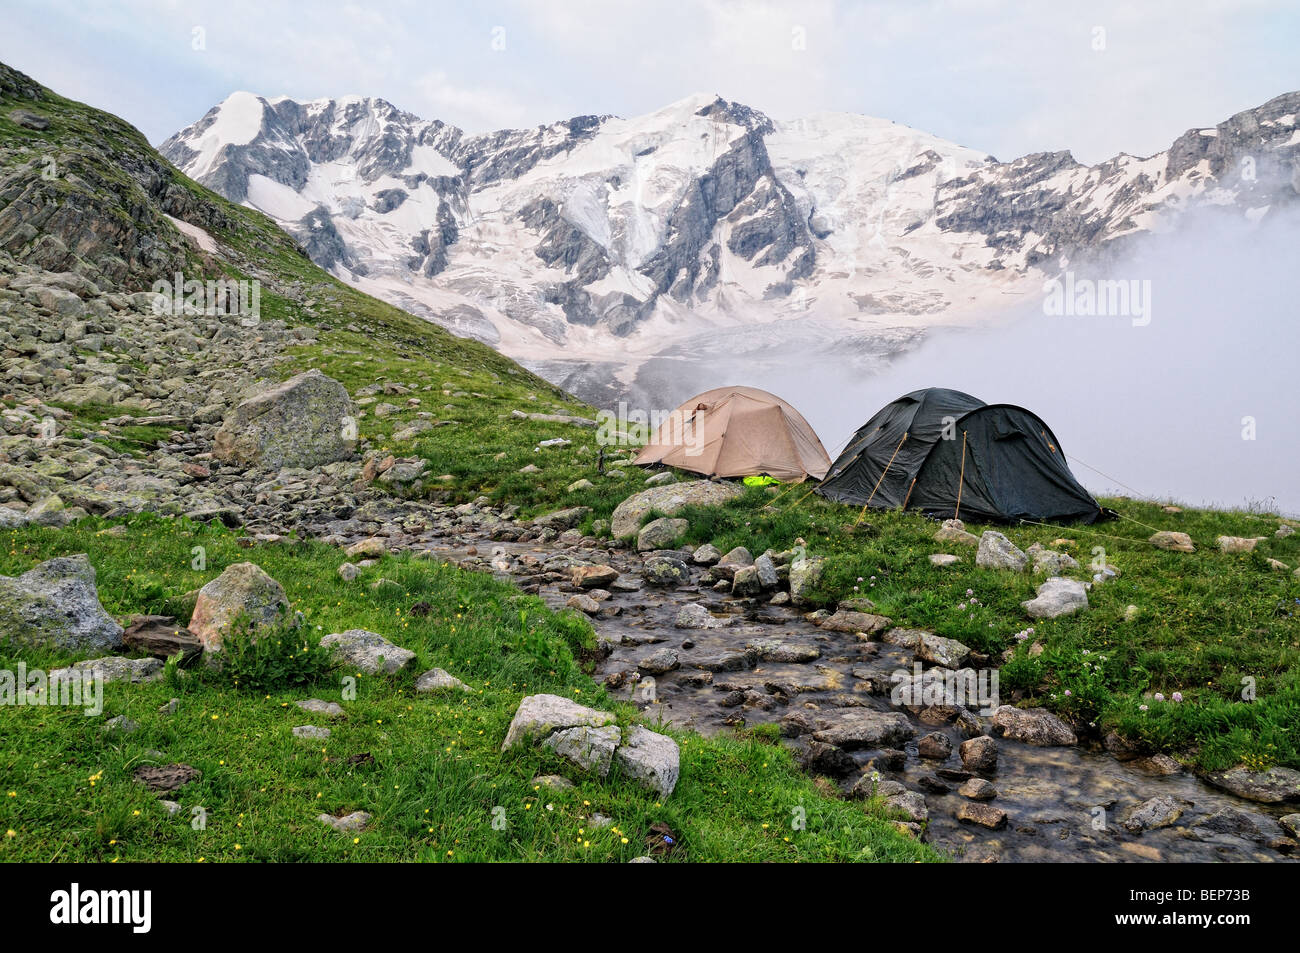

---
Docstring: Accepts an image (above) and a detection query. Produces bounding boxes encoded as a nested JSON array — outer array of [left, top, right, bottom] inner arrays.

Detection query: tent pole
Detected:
[[954, 431, 967, 521]]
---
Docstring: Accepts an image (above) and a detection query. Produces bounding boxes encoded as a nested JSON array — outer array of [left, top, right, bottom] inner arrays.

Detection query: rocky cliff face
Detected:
[[161, 85, 1300, 406]]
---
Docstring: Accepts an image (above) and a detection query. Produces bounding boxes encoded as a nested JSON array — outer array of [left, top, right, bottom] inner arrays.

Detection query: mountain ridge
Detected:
[[161, 86, 1300, 407]]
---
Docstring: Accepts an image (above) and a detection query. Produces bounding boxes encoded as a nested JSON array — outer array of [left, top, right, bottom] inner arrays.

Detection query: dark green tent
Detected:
[[816, 388, 1107, 523]]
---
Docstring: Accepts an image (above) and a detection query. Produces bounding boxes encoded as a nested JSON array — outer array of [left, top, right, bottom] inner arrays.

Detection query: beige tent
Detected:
[[633, 386, 831, 482]]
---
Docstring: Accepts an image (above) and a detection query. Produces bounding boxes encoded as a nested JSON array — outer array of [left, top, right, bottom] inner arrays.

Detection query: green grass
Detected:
[[0, 515, 935, 862]]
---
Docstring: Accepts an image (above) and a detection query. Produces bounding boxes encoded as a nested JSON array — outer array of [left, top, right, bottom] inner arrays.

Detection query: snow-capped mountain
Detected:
[[161, 90, 1300, 406]]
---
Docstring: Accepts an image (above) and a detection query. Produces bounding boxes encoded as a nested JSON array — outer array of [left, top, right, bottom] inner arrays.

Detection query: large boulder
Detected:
[[0, 555, 123, 652], [610, 480, 744, 538], [1204, 766, 1300, 804], [213, 369, 356, 469], [811, 709, 915, 749], [991, 705, 1077, 746], [188, 562, 290, 652], [320, 629, 415, 674]]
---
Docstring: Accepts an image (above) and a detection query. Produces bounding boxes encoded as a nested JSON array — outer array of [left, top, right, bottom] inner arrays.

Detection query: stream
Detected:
[[430, 532, 1295, 863]]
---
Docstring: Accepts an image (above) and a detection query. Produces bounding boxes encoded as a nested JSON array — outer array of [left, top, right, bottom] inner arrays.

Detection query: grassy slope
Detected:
[[0, 517, 929, 863], [0, 66, 933, 862]]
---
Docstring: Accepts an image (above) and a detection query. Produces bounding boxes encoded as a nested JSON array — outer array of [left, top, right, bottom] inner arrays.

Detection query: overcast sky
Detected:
[[3, 0, 1297, 163]]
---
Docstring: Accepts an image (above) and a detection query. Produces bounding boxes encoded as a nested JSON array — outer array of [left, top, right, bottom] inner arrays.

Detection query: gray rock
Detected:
[[819, 609, 891, 635], [959, 735, 999, 773], [929, 553, 960, 566], [958, 777, 998, 800], [415, 668, 470, 693], [675, 603, 731, 629], [713, 546, 754, 580], [637, 517, 688, 551], [918, 731, 953, 760], [0, 554, 123, 652], [543, 724, 622, 775], [502, 694, 615, 750], [297, 699, 345, 718], [730, 564, 762, 596], [812, 710, 915, 749], [613, 725, 681, 797], [976, 531, 1028, 571], [1149, 531, 1195, 553], [102, 715, 140, 734], [571, 564, 619, 588], [642, 554, 690, 587], [610, 480, 744, 538], [1123, 795, 1184, 833], [532, 775, 574, 790], [992, 706, 1077, 746], [1021, 577, 1089, 619], [638, 648, 680, 674], [1203, 766, 1300, 804], [754, 553, 780, 588], [566, 593, 600, 615], [293, 725, 331, 740], [788, 554, 825, 606], [320, 629, 416, 674], [214, 369, 357, 469], [692, 543, 722, 565], [917, 632, 972, 668], [532, 506, 591, 530], [337, 562, 361, 582], [935, 519, 979, 546], [188, 561, 290, 652], [956, 802, 1007, 829], [1027, 543, 1081, 576], [318, 811, 370, 833]]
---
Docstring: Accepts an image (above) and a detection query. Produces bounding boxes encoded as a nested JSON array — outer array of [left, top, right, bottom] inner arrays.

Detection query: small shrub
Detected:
[[215, 615, 335, 692]]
